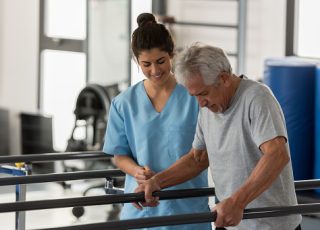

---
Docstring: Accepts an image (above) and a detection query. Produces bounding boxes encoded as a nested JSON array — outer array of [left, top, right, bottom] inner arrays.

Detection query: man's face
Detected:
[[186, 73, 231, 113]]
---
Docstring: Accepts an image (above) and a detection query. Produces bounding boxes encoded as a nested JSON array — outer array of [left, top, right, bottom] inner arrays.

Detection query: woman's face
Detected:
[[138, 48, 172, 85]]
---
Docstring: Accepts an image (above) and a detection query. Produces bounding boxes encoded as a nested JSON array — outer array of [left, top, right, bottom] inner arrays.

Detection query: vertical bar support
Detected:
[[237, 0, 247, 74], [15, 163, 31, 230]]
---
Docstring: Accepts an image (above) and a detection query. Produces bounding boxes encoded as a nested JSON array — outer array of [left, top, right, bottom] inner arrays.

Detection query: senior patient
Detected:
[[136, 43, 302, 230]]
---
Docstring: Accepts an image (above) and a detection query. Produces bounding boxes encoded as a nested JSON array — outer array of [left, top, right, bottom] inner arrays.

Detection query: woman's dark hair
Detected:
[[131, 13, 174, 61]]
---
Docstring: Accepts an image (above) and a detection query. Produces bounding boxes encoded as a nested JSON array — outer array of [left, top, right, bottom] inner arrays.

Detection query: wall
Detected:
[[0, 0, 39, 154], [246, 0, 286, 79], [0, 0, 286, 155], [167, 0, 286, 80]]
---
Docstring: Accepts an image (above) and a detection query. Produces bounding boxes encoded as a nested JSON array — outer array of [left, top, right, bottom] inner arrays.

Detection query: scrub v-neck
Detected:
[[140, 81, 177, 114]]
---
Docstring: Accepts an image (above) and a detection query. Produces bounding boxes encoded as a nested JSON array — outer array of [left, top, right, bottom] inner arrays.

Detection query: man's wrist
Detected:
[[230, 190, 248, 210], [151, 174, 162, 189]]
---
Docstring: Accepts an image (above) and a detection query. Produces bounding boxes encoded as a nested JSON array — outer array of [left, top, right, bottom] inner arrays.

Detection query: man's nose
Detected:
[[197, 96, 207, 107]]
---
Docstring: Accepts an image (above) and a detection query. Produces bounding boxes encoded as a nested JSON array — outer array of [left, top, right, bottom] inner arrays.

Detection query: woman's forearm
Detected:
[[114, 155, 142, 177]]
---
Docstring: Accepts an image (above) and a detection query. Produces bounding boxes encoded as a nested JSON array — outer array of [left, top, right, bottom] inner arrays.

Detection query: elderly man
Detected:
[[135, 44, 302, 230]]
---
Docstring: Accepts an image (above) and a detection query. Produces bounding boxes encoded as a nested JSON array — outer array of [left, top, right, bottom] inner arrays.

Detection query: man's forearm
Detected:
[[153, 149, 209, 189]]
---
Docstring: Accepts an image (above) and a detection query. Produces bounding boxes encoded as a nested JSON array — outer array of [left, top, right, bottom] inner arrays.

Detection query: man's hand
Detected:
[[131, 148, 209, 210], [212, 197, 244, 228], [133, 177, 160, 210]]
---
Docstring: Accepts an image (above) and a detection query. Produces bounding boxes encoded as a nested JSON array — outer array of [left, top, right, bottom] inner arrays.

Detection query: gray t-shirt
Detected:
[[193, 76, 302, 230]]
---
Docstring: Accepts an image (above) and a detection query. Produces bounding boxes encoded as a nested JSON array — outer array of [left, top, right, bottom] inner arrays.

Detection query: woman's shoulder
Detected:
[[113, 81, 143, 105]]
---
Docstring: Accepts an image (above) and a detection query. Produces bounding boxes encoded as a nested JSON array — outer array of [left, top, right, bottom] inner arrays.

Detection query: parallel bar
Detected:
[[0, 151, 107, 164], [295, 179, 320, 191], [0, 169, 124, 186], [2, 173, 320, 190], [34, 203, 320, 230], [34, 212, 216, 230], [0, 188, 215, 213]]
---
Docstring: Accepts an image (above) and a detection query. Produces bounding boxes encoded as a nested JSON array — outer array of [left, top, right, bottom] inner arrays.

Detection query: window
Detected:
[[41, 50, 86, 150], [296, 0, 320, 58], [286, 0, 320, 58], [39, 0, 87, 151], [39, 0, 131, 151]]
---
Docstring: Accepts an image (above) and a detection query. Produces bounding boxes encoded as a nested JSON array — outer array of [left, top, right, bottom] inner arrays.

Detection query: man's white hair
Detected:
[[174, 43, 232, 86]]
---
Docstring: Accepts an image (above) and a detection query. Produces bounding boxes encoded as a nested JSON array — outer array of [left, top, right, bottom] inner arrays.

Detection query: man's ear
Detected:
[[219, 72, 232, 87]]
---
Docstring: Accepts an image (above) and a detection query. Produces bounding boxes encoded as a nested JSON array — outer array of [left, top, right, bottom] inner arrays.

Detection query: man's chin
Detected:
[[208, 106, 223, 114]]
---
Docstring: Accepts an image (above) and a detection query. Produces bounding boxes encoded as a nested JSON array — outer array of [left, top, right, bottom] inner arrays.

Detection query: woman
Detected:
[[103, 13, 211, 230]]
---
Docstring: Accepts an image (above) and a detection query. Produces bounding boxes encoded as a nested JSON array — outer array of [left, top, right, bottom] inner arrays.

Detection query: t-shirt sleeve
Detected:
[[250, 88, 288, 147], [103, 99, 131, 156], [192, 110, 207, 150]]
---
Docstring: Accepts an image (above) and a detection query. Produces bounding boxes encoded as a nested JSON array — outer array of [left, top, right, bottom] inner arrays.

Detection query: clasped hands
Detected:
[[133, 166, 160, 209], [133, 169, 243, 228]]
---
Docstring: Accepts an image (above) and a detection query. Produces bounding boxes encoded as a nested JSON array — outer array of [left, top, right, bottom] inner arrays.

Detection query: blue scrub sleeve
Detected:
[[103, 100, 132, 156]]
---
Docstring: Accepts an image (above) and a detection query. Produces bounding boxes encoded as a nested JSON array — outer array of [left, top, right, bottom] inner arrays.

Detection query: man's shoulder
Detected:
[[241, 78, 274, 102]]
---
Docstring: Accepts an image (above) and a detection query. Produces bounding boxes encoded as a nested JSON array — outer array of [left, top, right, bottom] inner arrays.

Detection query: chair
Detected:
[[0, 108, 10, 156], [20, 113, 55, 173]]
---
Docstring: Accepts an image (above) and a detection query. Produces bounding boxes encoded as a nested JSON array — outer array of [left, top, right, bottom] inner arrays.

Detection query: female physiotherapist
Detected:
[[103, 13, 211, 230]]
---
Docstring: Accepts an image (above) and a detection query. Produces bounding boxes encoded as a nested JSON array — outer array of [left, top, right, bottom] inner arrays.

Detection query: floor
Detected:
[[0, 181, 114, 229], [1, 180, 320, 229]]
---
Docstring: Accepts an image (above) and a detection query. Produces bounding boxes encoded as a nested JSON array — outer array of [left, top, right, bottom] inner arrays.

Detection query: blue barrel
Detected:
[[264, 58, 316, 180], [315, 67, 320, 183]]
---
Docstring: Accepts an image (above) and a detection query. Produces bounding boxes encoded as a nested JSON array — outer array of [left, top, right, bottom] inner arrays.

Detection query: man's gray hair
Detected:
[[174, 43, 232, 86]]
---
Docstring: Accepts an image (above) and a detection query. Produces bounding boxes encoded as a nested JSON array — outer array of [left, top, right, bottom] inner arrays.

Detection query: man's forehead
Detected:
[[186, 77, 207, 96], [185, 73, 203, 85]]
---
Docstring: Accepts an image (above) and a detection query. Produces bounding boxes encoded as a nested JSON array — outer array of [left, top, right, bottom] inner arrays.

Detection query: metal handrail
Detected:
[[1, 170, 320, 190], [33, 203, 320, 230], [0, 151, 107, 163], [0, 169, 124, 186], [295, 179, 320, 190], [0, 188, 215, 213]]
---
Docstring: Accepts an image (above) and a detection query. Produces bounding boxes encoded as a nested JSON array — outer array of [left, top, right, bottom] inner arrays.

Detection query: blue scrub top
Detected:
[[103, 81, 211, 230]]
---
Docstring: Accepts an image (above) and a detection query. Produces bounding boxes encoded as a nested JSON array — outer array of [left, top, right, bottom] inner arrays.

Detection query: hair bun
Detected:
[[137, 13, 156, 27]]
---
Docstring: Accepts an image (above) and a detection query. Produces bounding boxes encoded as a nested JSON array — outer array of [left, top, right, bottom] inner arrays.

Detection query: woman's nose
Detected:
[[151, 64, 160, 75]]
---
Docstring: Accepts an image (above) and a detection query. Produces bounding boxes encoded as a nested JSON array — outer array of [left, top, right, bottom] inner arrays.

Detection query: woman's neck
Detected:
[[144, 73, 176, 94]]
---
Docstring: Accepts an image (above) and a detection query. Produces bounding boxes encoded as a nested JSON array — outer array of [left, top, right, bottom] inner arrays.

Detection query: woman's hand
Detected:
[[134, 165, 155, 185]]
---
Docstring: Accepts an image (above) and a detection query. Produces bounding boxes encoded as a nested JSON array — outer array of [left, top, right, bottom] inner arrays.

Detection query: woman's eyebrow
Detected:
[[140, 56, 166, 63]]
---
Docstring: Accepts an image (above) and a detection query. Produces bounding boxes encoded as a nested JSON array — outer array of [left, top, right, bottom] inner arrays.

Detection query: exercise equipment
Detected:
[[264, 58, 316, 180], [2, 152, 320, 230], [66, 83, 119, 153], [62, 84, 122, 219], [315, 66, 320, 193], [0, 151, 122, 230]]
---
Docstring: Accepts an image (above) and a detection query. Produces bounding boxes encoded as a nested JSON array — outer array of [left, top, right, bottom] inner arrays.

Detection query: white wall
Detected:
[[0, 0, 39, 154], [246, 0, 286, 80], [0, 0, 286, 155], [130, 0, 152, 85], [167, 0, 286, 80]]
